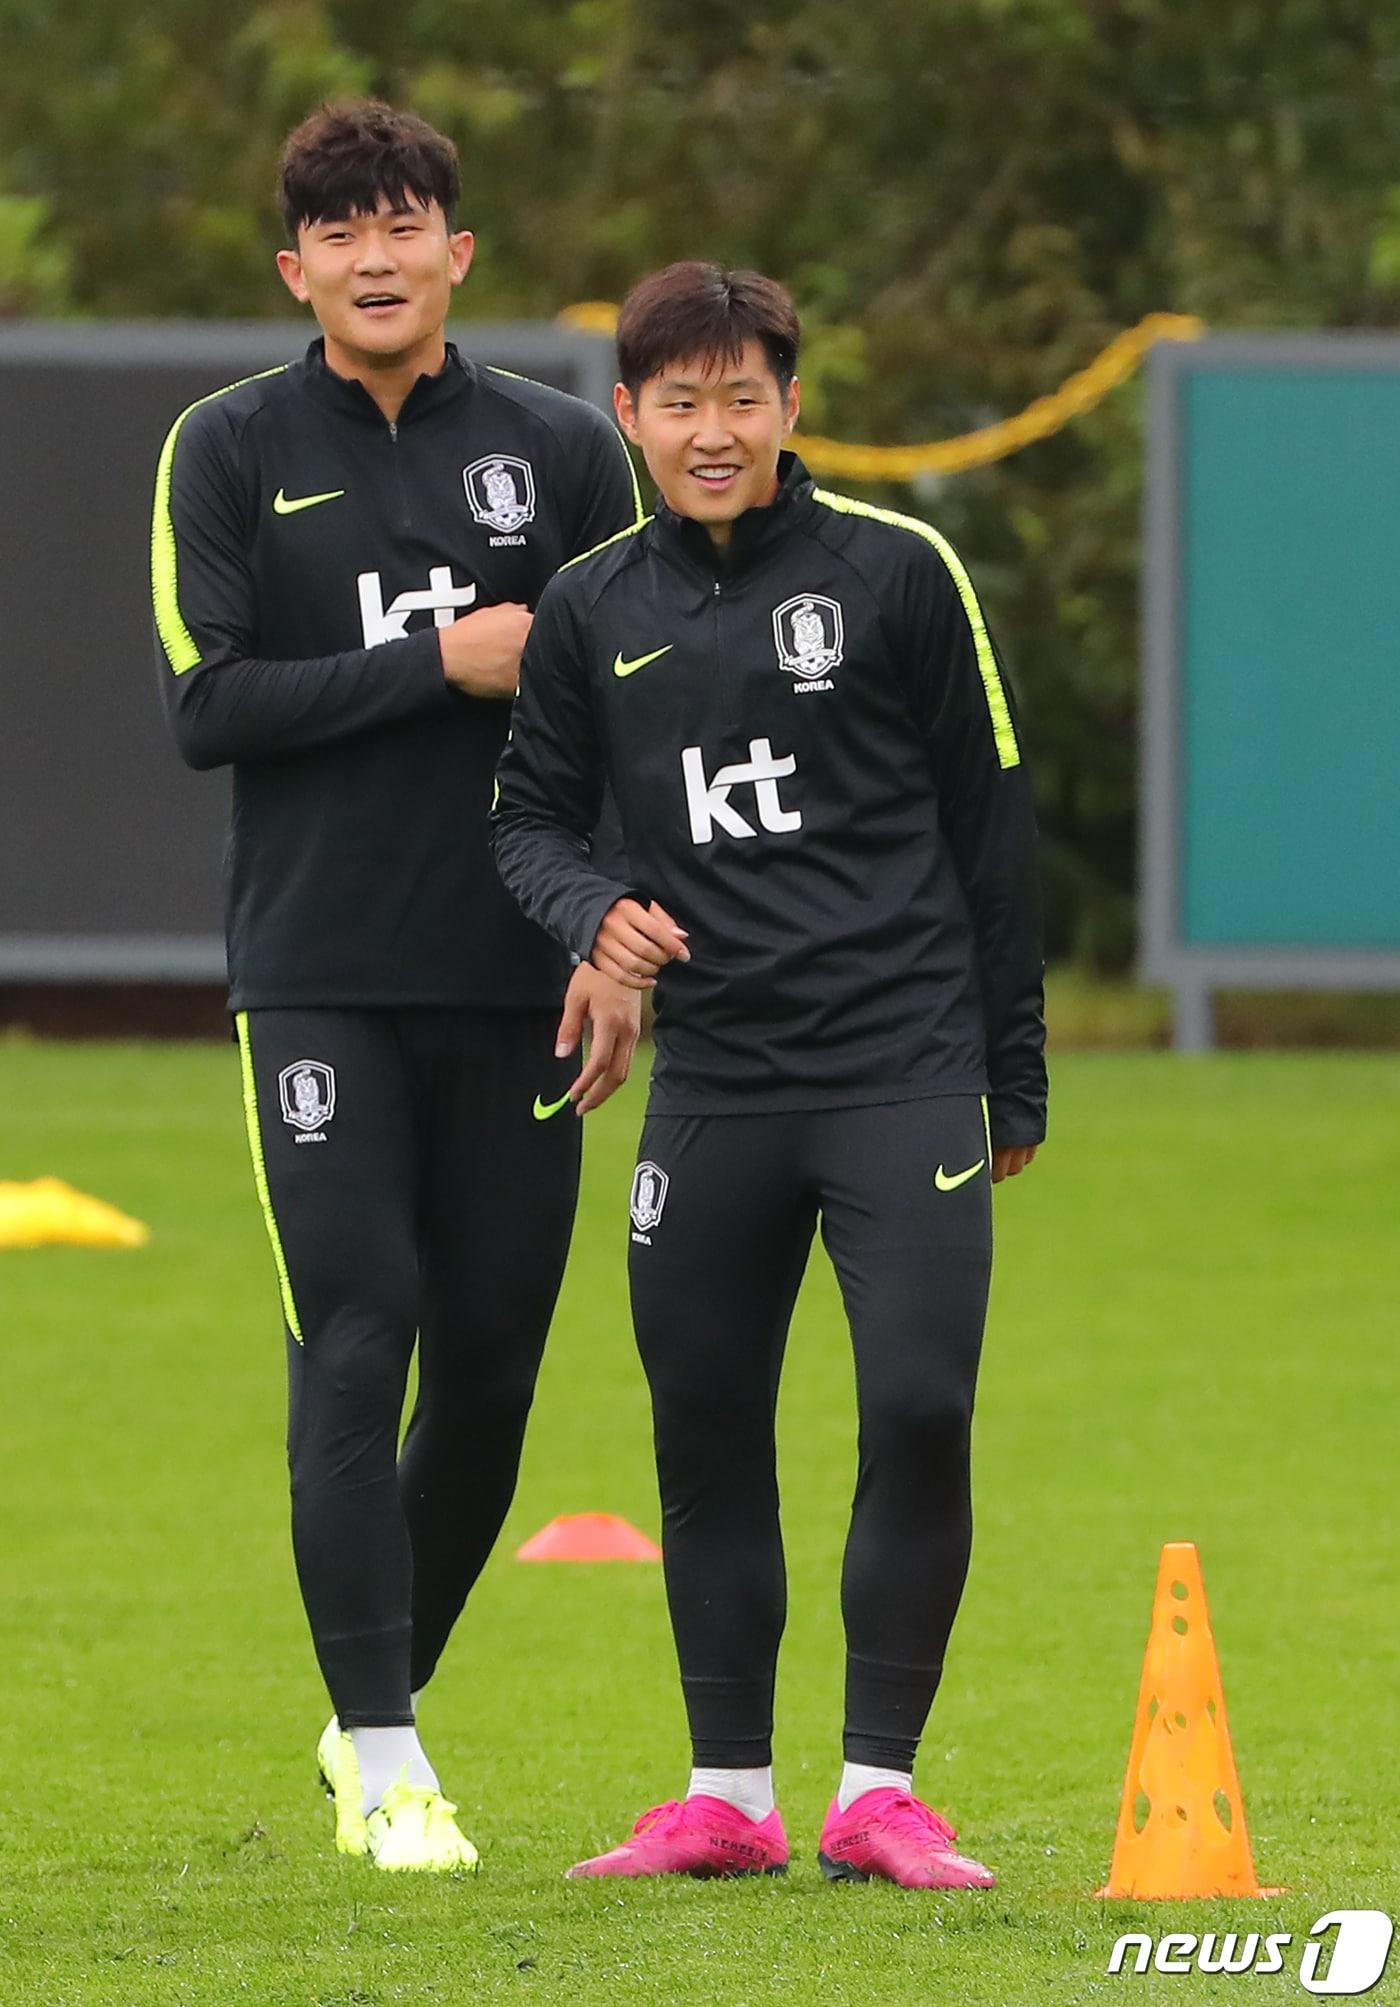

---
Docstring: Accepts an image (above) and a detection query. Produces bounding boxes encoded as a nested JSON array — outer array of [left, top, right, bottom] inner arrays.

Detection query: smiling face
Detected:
[[615, 339, 800, 545], [275, 195, 473, 375]]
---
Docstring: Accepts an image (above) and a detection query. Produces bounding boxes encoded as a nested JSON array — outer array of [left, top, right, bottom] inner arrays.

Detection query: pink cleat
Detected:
[[818, 1789, 996, 1889], [566, 1796, 789, 1880]]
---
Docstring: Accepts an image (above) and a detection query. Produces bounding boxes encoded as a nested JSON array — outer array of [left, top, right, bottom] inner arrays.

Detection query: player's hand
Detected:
[[592, 898, 690, 990], [554, 963, 641, 1114], [438, 602, 532, 697], [992, 1144, 1038, 1183]]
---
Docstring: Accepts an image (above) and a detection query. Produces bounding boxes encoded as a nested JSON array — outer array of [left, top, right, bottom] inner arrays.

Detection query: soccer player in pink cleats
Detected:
[[819, 1787, 995, 1889], [567, 1796, 789, 1879], [493, 261, 1043, 1895]]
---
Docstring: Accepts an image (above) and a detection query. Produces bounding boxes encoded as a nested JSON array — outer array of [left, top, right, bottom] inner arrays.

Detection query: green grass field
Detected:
[[3, 1040, 1397, 2005]]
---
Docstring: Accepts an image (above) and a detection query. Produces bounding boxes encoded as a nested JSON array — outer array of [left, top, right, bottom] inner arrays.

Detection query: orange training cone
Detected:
[[1099, 1542, 1279, 1899], [516, 1513, 662, 1562]]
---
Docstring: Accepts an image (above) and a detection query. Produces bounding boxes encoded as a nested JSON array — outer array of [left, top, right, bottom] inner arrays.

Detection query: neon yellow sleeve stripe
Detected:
[[483, 364, 645, 526], [559, 514, 651, 572], [812, 486, 1021, 770], [150, 366, 288, 675], [619, 429, 645, 524], [234, 1012, 304, 1345]]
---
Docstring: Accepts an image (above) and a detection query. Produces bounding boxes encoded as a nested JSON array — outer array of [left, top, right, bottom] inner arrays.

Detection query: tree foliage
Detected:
[[3, 0, 1398, 963]]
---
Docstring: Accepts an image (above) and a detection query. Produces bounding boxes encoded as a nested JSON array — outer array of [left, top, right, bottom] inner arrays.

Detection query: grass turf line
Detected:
[[1, 1042, 1397, 2004]]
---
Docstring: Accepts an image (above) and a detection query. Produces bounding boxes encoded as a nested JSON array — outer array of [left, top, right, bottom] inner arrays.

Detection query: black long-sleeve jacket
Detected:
[[491, 455, 1047, 1146], [151, 337, 640, 1008]]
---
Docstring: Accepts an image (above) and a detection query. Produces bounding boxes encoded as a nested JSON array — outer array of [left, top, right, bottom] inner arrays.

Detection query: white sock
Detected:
[[349, 1725, 439, 1816], [687, 1766, 775, 1821], [838, 1761, 912, 1812]]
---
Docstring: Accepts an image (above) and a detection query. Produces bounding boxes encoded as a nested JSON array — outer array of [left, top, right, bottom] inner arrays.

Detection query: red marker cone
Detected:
[[516, 1513, 662, 1562]]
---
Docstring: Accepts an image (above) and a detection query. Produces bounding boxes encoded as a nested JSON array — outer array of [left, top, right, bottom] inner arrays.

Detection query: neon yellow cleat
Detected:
[[316, 1717, 369, 1858], [365, 1780, 480, 1873]]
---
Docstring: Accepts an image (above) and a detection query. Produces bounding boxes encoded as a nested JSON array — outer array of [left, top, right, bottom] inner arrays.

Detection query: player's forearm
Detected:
[[981, 970, 1048, 1149], [161, 629, 449, 769], [491, 810, 635, 964], [949, 781, 1048, 1148]]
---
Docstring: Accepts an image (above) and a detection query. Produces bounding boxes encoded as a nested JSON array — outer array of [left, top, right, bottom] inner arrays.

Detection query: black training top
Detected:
[[152, 337, 641, 1009], [491, 454, 1047, 1147]]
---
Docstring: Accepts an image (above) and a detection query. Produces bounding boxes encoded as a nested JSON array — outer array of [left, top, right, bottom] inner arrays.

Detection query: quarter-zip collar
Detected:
[[652, 452, 818, 583], [299, 336, 476, 428]]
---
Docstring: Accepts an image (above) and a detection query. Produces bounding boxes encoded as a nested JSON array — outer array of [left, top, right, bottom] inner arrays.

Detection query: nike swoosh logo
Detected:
[[934, 1158, 986, 1192], [613, 645, 673, 678], [532, 1092, 574, 1121], [273, 487, 345, 515]]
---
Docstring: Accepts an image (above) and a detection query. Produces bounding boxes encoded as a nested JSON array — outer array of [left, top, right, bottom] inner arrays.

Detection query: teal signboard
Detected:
[[1141, 336, 1400, 1045]]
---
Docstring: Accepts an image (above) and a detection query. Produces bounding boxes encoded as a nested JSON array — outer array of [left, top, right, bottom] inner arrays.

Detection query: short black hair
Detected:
[[277, 99, 460, 243], [616, 262, 800, 398]]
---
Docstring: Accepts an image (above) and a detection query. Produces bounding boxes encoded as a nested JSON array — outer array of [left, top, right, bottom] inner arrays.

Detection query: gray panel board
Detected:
[[0, 935, 227, 982], [0, 320, 616, 982]]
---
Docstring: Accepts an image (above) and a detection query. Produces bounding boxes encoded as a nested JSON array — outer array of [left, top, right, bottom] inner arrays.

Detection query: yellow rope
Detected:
[[558, 300, 625, 336], [555, 305, 1205, 476]]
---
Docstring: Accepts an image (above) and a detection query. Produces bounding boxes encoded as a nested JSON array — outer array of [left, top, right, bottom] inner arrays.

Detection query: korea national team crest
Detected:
[[464, 454, 536, 537], [773, 593, 843, 688], [630, 1160, 669, 1241], [279, 1060, 335, 1142]]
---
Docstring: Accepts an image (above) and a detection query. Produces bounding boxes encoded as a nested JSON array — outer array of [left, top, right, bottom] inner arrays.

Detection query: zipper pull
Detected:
[[713, 579, 721, 596], [388, 420, 398, 442]]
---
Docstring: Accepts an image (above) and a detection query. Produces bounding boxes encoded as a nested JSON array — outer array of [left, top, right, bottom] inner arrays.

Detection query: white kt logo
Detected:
[[357, 566, 477, 646], [681, 737, 802, 845]]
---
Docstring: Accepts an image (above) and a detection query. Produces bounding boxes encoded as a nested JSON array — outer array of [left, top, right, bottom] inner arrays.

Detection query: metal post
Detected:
[[1173, 981, 1215, 1053]]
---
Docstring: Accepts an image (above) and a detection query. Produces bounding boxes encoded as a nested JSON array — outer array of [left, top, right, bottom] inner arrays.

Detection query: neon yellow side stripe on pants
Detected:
[[234, 1012, 304, 1344], [980, 1094, 992, 1160]]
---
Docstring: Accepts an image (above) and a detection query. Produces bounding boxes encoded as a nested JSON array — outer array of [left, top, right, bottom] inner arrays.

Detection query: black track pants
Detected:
[[628, 1098, 992, 1771], [235, 1007, 580, 1726]]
